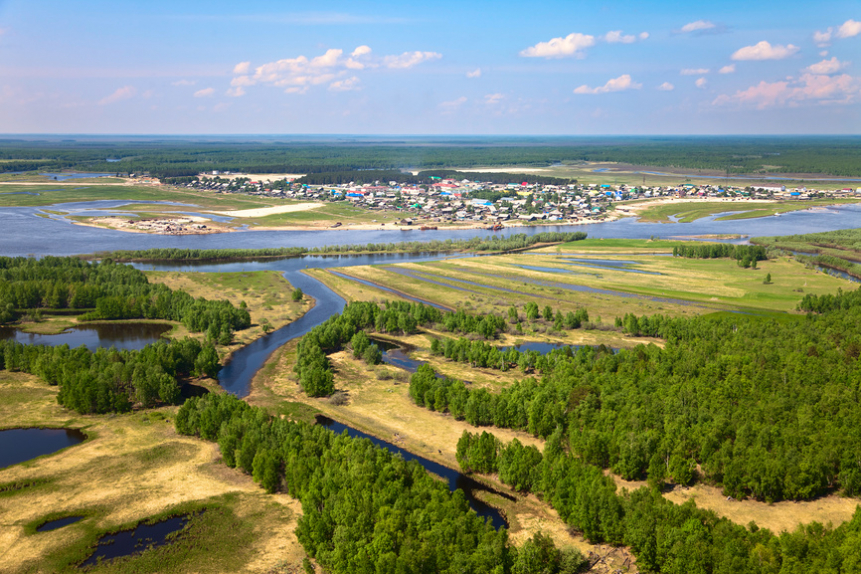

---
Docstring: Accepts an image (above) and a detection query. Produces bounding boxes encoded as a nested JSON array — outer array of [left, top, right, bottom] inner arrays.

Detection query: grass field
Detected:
[[0, 372, 308, 574], [144, 270, 309, 351], [315, 246, 849, 321], [634, 199, 857, 223]]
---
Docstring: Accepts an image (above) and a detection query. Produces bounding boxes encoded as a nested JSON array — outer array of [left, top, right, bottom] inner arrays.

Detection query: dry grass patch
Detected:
[[0, 372, 308, 573]]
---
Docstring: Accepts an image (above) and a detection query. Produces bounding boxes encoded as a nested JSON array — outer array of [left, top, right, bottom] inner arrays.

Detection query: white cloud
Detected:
[[719, 64, 736, 74], [439, 96, 467, 112], [171, 79, 196, 86], [194, 87, 215, 97], [681, 68, 710, 75], [713, 73, 860, 108], [695, 77, 708, 88], [98, 86, 136, 105], [814, 29, 833, 47], [520, 33, 595, 58], [466, 68, 481, 78], [382, 51, 441, 69], [604, 30, 636, 44], [805, 57, 849, 74], [329, 76, 360, 91], [639, 32, 650, 40], [657, 82, 675, 91], [820, 50, 829, 57], [345, 46, 373, 70], [574, 74, 641, 94], [681, 20, 716, 33], [731, 41, 799, 61], [351, 45, 372, 58], [682, 20, 715, 32], [484, 93, 505, 104], [836, 19, 861, 39], [227, 46, 440, 96]]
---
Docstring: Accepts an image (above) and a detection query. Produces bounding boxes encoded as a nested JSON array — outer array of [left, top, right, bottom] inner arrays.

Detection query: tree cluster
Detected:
[[0, 257, 250, 341], [174, 393, 588, 574], [673, 243, 768, 267], [411, 299, 861, 502], [459, 430, 861, 574], [0, 337, 217, 413]]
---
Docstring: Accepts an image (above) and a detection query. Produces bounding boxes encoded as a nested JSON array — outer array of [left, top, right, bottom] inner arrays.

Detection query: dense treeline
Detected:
[[458, 430, 861, 573], [0, 256, 250, 341], [295, 170, 423, 185], [94, 232, 588, 263], [417, 170, 576, 186], [673, 243, 768, 263], [4, 136, 861, 176], [410, 297, 861, 502], [0, 337, 217, 413], [174, 393, 588, 574]]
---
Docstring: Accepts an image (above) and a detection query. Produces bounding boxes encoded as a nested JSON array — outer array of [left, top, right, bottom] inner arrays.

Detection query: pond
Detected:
[[37, 516, 84, 532], [81, 513, 194, 566], [0, 428, 86, 469], [316, 415, 512, 529], [0, 323, 171, 351]]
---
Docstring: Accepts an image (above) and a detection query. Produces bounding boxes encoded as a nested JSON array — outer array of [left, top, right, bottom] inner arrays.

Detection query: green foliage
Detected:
[[99, 232, 588, 263], [175, 393, 516, 574], [413, 296, 861, 502], [0, 256, 250, 338], [456, 430, 501, 474], [5, 137, 860, 177], [0, 336, 217, 413], [292, 288, 303, 302], [673, 243, 768, 262]]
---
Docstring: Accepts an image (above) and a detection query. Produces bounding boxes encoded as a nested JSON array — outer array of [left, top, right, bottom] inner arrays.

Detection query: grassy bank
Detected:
[[635, 198, 857, 223]]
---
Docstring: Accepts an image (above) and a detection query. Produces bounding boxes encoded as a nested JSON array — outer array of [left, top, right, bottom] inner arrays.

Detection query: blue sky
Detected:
[[0, 0, 858, 134]]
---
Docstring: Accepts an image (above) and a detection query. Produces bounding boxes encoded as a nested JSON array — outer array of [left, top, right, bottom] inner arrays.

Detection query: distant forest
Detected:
[[1, 136, 860, 178]]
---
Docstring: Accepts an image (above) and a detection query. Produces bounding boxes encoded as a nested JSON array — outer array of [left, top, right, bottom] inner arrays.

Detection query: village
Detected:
[[171, 171, 860, 227]]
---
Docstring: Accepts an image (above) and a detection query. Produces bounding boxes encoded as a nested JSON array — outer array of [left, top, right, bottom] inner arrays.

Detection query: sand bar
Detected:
[[212, 202, 323, 218]]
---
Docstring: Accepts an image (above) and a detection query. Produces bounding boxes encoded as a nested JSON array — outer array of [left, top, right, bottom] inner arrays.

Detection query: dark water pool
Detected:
[[0, 323, 171, 351], [37, 516, 84, 532], [316, 415, 512, 529], [0, 428, 86, 469], [81, 514, 193, 566]]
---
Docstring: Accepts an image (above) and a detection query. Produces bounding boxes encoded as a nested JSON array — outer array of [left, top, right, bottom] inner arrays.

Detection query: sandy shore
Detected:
[[212, 203, 323, 218]]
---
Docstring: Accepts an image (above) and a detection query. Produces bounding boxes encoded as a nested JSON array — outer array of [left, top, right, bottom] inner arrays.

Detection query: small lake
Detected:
[[37, 516, 84, 532], [316, 415, 511, 529], [39, 173, 115, 181], [0, 428, 86, 469], [82, 514, 193, 566], [0, 323, 171, 351]]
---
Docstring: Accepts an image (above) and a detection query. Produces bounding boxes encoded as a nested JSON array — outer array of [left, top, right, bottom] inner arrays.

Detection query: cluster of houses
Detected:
[[173, 173, 859, 226]]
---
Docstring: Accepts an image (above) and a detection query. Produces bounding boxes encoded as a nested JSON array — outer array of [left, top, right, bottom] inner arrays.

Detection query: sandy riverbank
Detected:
[[211, 202, 322, 218]]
